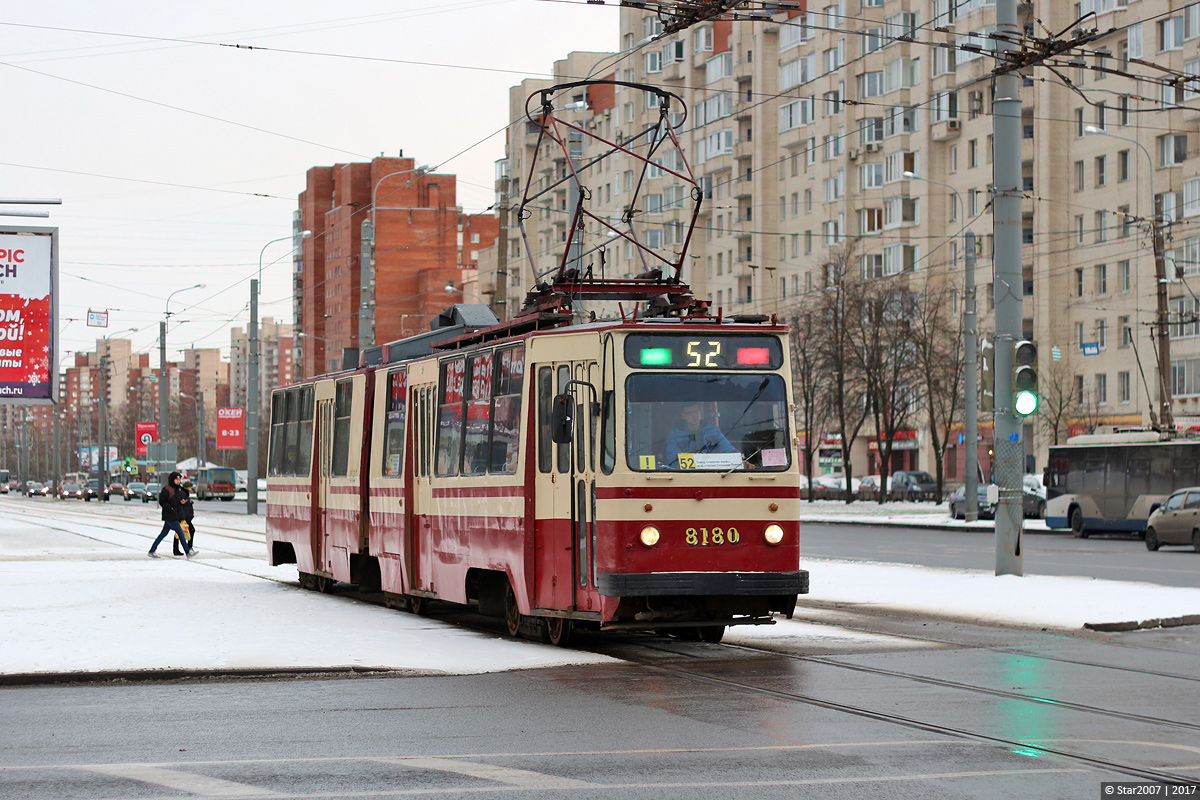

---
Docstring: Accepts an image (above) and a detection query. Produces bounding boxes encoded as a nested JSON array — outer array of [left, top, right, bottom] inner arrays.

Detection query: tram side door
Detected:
[[408, 383, 436, 592], [535, 361, 597, 611], [315, 397, 335, 573]]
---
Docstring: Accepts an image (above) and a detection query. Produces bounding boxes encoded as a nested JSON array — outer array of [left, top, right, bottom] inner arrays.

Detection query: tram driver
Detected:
[[664, 400, 738, 468]]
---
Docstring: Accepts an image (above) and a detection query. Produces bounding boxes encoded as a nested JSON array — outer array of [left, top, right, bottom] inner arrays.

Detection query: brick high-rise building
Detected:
[[296, 155, 497, 380]]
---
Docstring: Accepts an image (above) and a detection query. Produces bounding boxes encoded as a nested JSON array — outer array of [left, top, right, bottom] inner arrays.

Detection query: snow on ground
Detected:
[[0, 496, 1198, 680]]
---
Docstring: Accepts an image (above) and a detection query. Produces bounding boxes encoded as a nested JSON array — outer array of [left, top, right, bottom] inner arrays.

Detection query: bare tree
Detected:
[[814, 242, 869, 502], [912, 282, 964, 498], [789, 296, 829, 501], [852, 279, 924, 503], [1038, 357, 1078, 446]]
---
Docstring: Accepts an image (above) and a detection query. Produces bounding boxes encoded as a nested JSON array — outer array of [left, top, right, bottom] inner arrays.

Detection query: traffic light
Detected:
[[1013, 339, 1038, 416]]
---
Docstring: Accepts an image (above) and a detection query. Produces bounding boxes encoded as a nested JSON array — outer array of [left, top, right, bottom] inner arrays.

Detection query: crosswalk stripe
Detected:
[[84, 764, 277, 797], [377, 756, 595, 789]]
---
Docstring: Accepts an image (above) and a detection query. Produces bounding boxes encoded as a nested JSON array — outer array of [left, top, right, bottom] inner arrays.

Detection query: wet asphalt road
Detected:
[[3, 609, 1199, 798]]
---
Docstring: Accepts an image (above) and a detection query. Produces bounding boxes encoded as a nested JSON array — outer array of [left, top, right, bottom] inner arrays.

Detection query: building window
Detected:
[[1095, 155, 1106, 187], [1096, 373, 1108, 405], [1119, 371, 1131, 403], [1159, 133, 1188, 166], [1095, 263, 1107, 294], [1120, 316, 1132, 347], [1120, 259, 1131, 291]]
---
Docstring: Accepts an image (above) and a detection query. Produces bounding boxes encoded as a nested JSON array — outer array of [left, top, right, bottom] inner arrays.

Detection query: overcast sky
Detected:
[[0, 1, 618, 373]]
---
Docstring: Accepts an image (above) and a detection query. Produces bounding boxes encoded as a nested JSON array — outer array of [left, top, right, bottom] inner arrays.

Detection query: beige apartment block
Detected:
[[484, 1, 1200, 484]]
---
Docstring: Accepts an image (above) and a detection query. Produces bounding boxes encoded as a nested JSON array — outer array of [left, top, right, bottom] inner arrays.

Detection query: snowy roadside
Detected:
[[794, 498, 1053, 531]]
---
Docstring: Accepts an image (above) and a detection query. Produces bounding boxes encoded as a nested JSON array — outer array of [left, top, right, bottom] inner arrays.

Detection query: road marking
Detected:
[[375, 756, 595, 789], [84, 764, 276, 796]]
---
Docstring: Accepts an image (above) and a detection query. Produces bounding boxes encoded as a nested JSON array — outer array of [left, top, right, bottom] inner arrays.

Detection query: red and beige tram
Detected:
[[266, 309, 808, 645]]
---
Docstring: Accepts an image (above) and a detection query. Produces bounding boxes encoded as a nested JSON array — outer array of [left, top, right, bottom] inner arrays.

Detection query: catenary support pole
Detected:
[[247, 278, 259, 516], [993, 0, 1024, 575], [964, 231, 979, 522]]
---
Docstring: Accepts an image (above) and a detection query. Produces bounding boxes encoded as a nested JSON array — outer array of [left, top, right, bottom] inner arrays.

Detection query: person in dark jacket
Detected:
[[172, 479, 198, 556], [148, 472, 194, 558]]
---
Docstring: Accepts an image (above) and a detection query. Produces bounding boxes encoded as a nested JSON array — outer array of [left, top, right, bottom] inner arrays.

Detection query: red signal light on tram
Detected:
[[736, 347, 770, 365]]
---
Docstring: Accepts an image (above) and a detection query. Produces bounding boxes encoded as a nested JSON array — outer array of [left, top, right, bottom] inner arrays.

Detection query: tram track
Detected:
[[620, 650, 1200, 786]]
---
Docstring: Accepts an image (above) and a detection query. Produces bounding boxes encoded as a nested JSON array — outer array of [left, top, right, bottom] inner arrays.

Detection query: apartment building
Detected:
[[482, 0, 1200, 482], [295, 155, 499, 380]]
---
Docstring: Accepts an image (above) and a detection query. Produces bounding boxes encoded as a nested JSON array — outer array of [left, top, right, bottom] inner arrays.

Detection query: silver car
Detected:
[[1145, 487, 1200, 552]]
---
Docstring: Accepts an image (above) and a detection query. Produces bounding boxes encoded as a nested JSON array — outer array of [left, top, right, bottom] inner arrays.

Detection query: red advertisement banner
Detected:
[[217, 407, 245, 450]]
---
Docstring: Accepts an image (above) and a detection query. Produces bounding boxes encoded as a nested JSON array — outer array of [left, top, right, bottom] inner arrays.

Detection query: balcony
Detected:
[[931, 118, 962, 141]]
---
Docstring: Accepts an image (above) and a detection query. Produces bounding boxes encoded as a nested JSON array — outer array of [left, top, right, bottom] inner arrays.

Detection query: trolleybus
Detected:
[[1044, 430, 1200, 537]]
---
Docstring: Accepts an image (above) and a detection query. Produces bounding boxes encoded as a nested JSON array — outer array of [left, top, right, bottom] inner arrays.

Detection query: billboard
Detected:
[[135, 422, 158, 456], [0, 227, 57, 403], [217, 407, 245, 450]]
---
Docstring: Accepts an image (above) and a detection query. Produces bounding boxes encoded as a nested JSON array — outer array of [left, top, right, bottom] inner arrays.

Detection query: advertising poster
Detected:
[[217, 407, 245, 450], [0, 228, 57, 402]]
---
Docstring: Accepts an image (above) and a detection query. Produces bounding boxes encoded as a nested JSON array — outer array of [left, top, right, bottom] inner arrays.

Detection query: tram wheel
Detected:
[[1070, 508, 1088, 538], [298, 572, 316, 591], [314, 575, 333, 593], [545, 617, 573, 647], [698, 625, 726, 644], [504, 583, 522, 638], [408, 595, 428, 616], [1145, 527, 1160, 552]]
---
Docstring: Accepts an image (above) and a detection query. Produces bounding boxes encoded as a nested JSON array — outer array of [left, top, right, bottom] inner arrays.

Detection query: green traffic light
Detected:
[[1015, 389, 1038, 416]]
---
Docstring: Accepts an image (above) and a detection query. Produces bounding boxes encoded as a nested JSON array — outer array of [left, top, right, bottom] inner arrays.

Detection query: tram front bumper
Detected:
[[596, 570, 809, 597]]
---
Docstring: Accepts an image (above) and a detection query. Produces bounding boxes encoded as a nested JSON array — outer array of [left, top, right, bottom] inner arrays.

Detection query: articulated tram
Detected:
[[265, 310, 808, 644]]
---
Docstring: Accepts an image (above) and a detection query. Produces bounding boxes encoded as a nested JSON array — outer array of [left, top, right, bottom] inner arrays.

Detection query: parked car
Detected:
[[143, 482, 160, 503], [949, 484, 995, 520], [949, 483, 1046, 520], [58, 482, 84, 500], [26, 482, 49, 497], [1145, 487, 1200, 552], [124, 482, 146, 501], [812, 473, 861, 499], [890, 471, 939, 502], [857, 474, 892, 501]]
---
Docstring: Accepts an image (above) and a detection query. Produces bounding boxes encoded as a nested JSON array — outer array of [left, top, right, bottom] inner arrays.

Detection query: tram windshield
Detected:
[[626, 373, 791, 471]]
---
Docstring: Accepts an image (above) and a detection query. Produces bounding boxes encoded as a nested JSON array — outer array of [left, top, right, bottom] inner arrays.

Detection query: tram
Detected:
[[266, 309, 807, 643], [266, 79, 808, 644]]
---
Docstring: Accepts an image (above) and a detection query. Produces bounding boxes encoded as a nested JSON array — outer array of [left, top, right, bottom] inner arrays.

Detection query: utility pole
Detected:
[[493, 174, 511, 322], [196, 391, 205, 469], [992, 0, 1024, 575], [99, 353, 109, 500], [964, 231, 979, 522], [248, 278, 259, 515], [1152, 209, 1174, 430], [359, 219, 375, 350]]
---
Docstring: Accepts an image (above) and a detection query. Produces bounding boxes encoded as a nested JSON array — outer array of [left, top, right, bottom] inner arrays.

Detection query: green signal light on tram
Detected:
[[640, 348, 672, 366]]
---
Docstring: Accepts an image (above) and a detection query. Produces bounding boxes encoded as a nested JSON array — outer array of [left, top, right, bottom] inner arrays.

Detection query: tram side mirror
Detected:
[[550, 394, 574, 444]]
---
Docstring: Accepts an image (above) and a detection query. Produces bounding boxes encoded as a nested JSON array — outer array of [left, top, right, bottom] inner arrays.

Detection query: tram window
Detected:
[[282, 389, 302, 476], [538, 367, 553, 474], [382, 370, 407, 477], [557, 366, 572, 474], [297, 386, 314, 476], [625, 373, 791, 472], [331, 380, 353, 477], [600, 390, 616, 475], [436, 358, 467, 476], [463, 353, 493, 476], [490, 346, 524, 473], [268, 392, 287, 477]]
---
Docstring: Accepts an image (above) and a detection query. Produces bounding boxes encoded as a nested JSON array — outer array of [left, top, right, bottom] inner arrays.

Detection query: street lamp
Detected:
[[159, 285, 205, 473], [249, 230, 311, 517], [1083, 125, 1172, 429], [445, 282, 483, 302], [904, 170, 979, 521], [361, 166, 434, 349]]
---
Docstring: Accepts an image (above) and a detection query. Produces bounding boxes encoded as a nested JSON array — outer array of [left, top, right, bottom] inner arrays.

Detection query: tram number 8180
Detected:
[[685, 527, 741, 546]]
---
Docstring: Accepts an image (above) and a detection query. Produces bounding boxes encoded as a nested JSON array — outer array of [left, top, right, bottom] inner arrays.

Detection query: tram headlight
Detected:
[[639, 525, 661, 547], [763, 524, 785, 545]]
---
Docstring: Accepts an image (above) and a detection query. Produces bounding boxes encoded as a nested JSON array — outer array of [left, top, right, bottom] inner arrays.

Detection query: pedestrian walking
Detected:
[[172, 479, 198, 556], [148, 472, 195, 559]]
